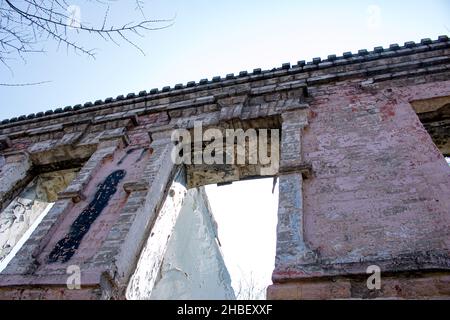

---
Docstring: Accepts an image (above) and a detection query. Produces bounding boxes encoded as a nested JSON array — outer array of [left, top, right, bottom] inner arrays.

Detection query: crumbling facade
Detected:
[[0, 35, 449, 299]]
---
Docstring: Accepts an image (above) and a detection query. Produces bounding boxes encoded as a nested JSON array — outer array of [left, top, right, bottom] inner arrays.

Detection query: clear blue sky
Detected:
[[0, 0, 449, 120], [0, 0, 449, 298], [206, 179, 278, 299]]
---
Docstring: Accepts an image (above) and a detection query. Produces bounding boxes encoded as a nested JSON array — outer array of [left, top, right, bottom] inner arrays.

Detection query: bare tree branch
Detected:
[[0, 0, 174, 71], [0, 80, 51, 86], [235, 271, 266, 300]]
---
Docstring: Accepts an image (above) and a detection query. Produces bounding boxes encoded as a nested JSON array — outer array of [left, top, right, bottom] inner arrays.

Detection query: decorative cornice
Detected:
[[0, 35, 448, 128]]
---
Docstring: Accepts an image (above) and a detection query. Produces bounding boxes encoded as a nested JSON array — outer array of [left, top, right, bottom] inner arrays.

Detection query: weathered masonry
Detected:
[[0, 36, 449, 299]]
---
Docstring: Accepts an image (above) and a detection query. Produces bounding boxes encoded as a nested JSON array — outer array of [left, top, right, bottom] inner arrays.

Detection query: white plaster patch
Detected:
[[150, 188, 235, 300], [126, 181, 187, 299], [126, 182, 234, 300]]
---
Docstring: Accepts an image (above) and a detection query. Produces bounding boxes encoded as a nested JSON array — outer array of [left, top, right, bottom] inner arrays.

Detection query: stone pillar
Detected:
[[274, 106, 316, 276], [125, 169, 187, 299], [93, 128, 178, 298]]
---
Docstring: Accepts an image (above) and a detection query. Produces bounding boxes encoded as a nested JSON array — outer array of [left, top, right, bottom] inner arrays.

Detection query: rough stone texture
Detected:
[[0, 169, 78, 270], [0, 152, 31, 212], [275, 107, 317, 269], [0, 36, 449, 299]]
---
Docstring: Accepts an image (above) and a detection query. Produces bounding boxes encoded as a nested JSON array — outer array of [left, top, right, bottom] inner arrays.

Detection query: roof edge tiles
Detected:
[[1, 35, 449, 127]]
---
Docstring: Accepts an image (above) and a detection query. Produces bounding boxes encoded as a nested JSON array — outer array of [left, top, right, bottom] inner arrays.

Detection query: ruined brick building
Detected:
[[0, 36, 449, 299]]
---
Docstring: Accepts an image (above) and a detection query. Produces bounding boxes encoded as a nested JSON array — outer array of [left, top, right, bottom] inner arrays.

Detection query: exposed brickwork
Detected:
[[267, 273, 450, 300], [0, 36, 449, 299]]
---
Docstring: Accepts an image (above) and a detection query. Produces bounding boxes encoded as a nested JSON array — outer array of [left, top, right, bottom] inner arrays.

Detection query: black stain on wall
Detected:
[[48, 169, 126, 263]]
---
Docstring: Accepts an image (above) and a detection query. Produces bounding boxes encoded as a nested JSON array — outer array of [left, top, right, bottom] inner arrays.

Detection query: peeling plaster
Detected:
[[126, 178, 234, 300]]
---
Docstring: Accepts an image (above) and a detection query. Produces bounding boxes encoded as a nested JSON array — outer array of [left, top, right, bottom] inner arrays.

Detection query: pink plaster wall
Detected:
[[303, 79, 450, 263], [35, 145, 151, 273]]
